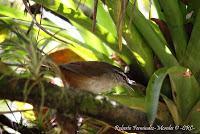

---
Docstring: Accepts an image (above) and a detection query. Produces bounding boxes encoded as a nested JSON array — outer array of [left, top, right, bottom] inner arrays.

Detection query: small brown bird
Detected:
[[59, 61, 145, 94]]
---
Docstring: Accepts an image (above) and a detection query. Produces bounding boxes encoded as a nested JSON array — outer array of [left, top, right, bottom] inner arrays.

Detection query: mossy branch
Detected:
[[0, 74, 184, 133]]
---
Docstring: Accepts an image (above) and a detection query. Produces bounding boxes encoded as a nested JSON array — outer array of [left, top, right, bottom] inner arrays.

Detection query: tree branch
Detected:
[[0, 75, 148, 125], [0, 74, 184, 133]]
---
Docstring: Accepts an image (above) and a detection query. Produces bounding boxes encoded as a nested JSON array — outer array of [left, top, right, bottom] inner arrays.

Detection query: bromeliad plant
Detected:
[[0, 0, 200, 133]]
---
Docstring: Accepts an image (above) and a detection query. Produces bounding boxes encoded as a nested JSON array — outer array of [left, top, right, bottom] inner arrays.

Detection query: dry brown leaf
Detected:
[[49, 48, 85, 65]]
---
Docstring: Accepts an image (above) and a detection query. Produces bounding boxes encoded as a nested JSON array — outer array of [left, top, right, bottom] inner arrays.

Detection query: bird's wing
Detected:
[[59, 61, 123, 77]]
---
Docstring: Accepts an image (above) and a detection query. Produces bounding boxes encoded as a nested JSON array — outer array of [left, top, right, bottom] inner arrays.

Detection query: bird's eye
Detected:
[[122, 75, 127, 81]]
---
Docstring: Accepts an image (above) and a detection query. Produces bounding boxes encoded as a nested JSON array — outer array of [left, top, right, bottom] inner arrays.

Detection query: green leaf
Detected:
[[188, 0, 200, 11], [106, 0, 178, 67], [145, 67, 168, 124], [152, 0, 165, 20], [32, 0, 136, 64], [34, 0, 62, 10], [71, 22, 112, 62], [0, 61, 13, 75], [108, 95, 145, 112], [0, 26, 8, 43], [81, 0, 117, 36], [0, 100, 10, 112], [161, 94, 180, 124], [168, 66, 200, 121], [0, 4, 30, 20], [186, 100, 200, 133], [159, 0, 187, 61], [106, 0, 156, 77], [96, 1, 117, 37], [0, 3, 111, 62], [129, 5, 179, 67], [124, 21, 155, 77], [184, 9, 200, 75], [146, 66, 200, 124]]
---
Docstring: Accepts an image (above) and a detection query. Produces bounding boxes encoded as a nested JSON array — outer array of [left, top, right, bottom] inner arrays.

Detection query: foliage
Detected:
[[0, 0, 200, 133]]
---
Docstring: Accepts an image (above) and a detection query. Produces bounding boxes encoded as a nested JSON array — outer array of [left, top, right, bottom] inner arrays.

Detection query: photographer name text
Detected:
[[114, 124, 195, 131]]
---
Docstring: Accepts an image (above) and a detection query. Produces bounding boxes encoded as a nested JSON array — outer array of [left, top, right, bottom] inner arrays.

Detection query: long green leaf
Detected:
[[168, 66, 200, 121], [124, 20, 155, 77], [159, 0, 187, 61], [146, 66, 200, 125], [186, 99, 200, 133], [184, 9, 200, 75], [108, 94, 174, 125], [127, 4, 179, 67], [75, 0, 117, 37], [0, 4, 31, 20], [161, 94, 180, 124], [145, 67, 168, 124], [152, 0, 165, 20], [106, 0, 155, 77], [189, 0, 200, 11], [108, 95, 146, 112]]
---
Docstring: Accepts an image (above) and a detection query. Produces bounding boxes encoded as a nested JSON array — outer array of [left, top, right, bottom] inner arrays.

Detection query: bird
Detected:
[[59, 61, 145, 94]]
